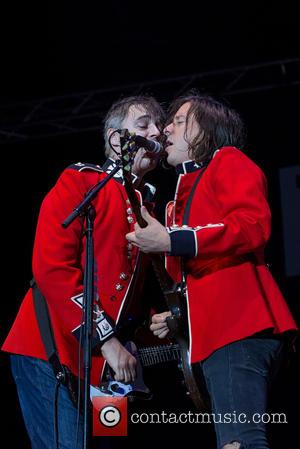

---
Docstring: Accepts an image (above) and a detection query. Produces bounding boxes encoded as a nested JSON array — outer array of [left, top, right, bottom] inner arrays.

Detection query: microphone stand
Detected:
[[62, 160, 122, 449]]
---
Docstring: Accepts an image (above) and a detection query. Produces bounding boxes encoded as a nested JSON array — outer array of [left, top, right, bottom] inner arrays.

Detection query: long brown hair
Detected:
[[167, 91, 246, 163]]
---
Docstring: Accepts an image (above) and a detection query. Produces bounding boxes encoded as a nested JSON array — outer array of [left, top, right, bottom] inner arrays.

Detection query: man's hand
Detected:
[[126, 206, 171, 253], [101, 337, 137, 383], [150, 311, 172, 339], [131, 148, 158, 178]]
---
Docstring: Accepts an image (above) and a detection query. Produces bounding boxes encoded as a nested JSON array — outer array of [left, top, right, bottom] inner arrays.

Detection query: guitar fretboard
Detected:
[[137, 344, 180, 367]]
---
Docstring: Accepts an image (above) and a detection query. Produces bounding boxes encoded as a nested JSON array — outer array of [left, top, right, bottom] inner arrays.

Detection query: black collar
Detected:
[[175, 159, 210, 175], [104, 157, 209, 178], [101, 158, 123, 183], [101, 157, 139, 185]]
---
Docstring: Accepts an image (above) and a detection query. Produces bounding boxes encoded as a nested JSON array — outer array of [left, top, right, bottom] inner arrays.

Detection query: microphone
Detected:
[[133, 135, 163, 155], [118, 129, 164, 156]]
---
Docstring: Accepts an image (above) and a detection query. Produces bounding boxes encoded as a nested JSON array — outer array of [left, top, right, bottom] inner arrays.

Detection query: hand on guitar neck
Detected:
[[126, 206, 171, 253], [150, 311, 172, 339]]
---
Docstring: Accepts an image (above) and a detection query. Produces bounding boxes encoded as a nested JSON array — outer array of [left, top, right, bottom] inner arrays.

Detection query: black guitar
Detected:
[[118, 130, 209, 411], [95, 340, 181, 400]]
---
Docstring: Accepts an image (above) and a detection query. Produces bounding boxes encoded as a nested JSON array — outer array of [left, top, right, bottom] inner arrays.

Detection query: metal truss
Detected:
[[1, 58, 299, 143]]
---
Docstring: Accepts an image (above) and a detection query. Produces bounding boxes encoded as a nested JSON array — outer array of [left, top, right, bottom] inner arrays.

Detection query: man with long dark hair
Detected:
[[126, 92, 298, 449]]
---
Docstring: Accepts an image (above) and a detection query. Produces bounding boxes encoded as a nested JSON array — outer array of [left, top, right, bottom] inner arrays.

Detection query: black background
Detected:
[[1, 1, 299, 448]]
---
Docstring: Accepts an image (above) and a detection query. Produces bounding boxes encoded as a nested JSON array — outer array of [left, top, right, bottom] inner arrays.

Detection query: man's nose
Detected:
[[163, 123, 172, 136], [148, 123, 160, 139]]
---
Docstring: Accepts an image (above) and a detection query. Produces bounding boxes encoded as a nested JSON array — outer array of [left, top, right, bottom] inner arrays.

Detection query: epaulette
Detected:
[[67, 162, 103, 173]]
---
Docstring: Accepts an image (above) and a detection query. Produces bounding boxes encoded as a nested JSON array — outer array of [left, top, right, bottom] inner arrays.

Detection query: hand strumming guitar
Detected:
[[101, 337, 137, 383]]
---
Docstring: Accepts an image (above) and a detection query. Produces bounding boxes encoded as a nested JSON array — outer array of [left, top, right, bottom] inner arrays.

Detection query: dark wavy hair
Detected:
[[166, 91, 247, 163]]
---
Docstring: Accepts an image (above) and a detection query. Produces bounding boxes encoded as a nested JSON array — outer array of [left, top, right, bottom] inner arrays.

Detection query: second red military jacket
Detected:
[[165, 147, 297, 364]]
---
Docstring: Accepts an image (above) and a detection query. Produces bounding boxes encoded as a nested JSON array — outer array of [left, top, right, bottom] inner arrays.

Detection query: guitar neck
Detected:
[[123, 176, 175, 293], [137, 344, 180, 367]]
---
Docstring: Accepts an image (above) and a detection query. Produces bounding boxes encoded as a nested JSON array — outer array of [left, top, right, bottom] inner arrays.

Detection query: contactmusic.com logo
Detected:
[[92, 397, 128, 436]]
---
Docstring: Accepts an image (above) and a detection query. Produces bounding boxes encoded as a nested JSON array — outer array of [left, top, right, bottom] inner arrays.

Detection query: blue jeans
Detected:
[[10, 355, 114, 449], [201, 335, 287, 449]]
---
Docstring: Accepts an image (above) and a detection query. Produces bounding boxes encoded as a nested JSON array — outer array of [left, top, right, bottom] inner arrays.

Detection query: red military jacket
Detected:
[[2, 161, 144, 386], [165, 147, 297, 364]]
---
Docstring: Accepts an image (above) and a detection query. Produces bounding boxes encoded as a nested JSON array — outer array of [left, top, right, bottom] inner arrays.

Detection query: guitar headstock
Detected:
[[119, 128, 147, 227], [119, 129, 138, 181]]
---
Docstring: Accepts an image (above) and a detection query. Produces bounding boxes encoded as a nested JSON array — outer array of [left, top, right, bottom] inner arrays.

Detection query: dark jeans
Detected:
[[10, 354, 113, 449], [11, 354, 83, 449], [201, 335, 287, 449]]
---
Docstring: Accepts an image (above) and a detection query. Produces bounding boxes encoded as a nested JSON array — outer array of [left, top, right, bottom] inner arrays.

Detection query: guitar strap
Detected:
[[31, 278, 80, 407], [182, 166, 208, 226], [31, 278, 67, 384], [180, 163, 209, 285]]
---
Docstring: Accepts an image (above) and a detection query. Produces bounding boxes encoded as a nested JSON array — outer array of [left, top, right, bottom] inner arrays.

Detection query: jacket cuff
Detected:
[[93, 312, 115, 347], [167, 227, 197, 257], [72, 311, 115, 349]]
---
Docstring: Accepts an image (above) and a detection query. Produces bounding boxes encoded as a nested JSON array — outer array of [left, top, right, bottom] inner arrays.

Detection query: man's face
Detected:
[[121, 104, 161, 139], [163, 102, 200, 167], [108, 104, 161, 156]]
